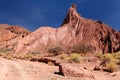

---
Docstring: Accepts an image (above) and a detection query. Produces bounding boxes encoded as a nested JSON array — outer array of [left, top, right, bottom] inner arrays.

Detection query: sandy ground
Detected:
[[0, 58, 86, 80], [0, 57, 120, 80]]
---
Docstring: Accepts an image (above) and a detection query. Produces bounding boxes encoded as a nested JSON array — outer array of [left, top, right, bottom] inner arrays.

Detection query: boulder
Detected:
[[59, 63, 95, 79]]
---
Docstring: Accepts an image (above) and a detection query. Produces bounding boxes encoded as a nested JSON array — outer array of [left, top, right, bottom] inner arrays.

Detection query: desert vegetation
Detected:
[[0, 48, 13, 60], [0, 51, 44, 61], [58, 53, 83, 63], [0, 48, 12, 53], [0, 53, 13, 60], [48, 45, 66, 56], [68, 53, 82, 63], [59, 54, 67, 60], [71, 44, 93, 56], [0, 45, 120, 74], [96, 52, 120, 72]]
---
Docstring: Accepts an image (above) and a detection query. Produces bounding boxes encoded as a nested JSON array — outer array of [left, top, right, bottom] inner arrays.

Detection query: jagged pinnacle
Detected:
[[71, 3, 76, 9], [61, 3, 81, 26]]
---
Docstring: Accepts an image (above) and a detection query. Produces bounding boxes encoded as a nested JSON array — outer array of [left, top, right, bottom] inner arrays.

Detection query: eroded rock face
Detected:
[[59, 63, 95, 79], [60, 4, 120, 54], [14, 4, 120, 54], [0, 24, 30, 52]]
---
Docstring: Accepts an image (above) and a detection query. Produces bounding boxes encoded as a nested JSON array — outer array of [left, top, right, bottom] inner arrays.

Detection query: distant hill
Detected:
[[0, 24, 30, 53]]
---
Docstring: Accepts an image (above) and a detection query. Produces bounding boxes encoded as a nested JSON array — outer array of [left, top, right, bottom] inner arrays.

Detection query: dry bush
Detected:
[[0, 48, 13, 60], [101, 53, 115, 67], [103, 54, 115, 62], [113, 52, 120, 60], [68, 53, 82, 63], [105, 61, 119, 72], [59, 54, 66, 60], [23, 53, 35, 59], [0, 48, 12, 54], [21, 53, 45, 60], [96, 53, 104, 60], [0, 52, 6, 56], [3, 53, 14, 60], [71, 44, 93, 56], [98, 53, 119, 72], [48, 45, 65, 56], [37, 54, 44, 59]]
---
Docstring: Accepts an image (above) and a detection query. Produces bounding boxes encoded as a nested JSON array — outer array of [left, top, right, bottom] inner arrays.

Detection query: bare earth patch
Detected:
[[0, 58, 86, 80]]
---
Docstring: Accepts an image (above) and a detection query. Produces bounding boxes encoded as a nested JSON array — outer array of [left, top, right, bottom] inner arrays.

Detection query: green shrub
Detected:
[[68, 53, 82, 63]]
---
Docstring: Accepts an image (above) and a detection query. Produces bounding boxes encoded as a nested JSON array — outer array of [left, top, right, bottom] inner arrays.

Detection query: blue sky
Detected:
[[0, 0, 120, 31]]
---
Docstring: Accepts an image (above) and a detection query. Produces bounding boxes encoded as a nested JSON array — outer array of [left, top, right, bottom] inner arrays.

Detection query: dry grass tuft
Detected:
[[96, 53, 120, 72], [68, 53, 82, 63]]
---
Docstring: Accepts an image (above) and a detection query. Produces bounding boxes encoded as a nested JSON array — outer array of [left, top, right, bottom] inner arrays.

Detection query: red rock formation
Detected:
[[62, 4, 120, 53], [14, 4, 120, 54], [0, 24, 30, 52], [59, 63, 95, 79]]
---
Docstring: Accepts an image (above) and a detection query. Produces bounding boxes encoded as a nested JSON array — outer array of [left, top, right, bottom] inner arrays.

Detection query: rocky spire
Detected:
[[61, 4, 81, 26]]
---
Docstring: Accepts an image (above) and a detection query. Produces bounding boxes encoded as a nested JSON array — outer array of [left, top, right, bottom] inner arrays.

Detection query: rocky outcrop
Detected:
[[14, 4, 120, 54], [59, 63, 95, 79], [60, 4, 120, 54], [0, 24, 30, 52]]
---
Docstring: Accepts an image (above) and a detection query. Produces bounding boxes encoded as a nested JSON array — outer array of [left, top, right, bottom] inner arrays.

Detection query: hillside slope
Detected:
[[0, 24, 30, 53]]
